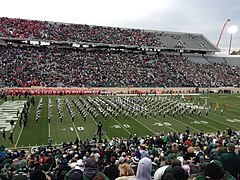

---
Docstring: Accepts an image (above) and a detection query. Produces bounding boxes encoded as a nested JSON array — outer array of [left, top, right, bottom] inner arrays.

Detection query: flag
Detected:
[[216, 101, 219, 109]]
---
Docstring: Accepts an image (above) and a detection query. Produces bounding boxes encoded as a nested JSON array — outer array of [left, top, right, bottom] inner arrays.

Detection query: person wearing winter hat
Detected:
[[65, 159, 85, 180], [30, 169, 47, 180], [56, 159, 71, 180], [129, 157, 152, 180], [83, 157, 109, 180], [66, 169, 83, 180], [75, 159, 85, 171], [204, 160, 225, 179], [172, 166, 189, 180]]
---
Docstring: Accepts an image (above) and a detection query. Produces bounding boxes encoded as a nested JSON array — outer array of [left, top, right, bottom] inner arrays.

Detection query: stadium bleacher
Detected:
[[0, 17, 240, 180], [0, 17, 239, 89], [223, 56, 240, 67], [0, 44, 239, 88], [0, 17, 219, 52], [185, 54, 210, 64]]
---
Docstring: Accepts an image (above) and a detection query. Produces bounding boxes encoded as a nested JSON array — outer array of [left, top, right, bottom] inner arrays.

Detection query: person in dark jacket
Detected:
[[83, 157, 109, 180], [219, 143, 240, 179], [103, 156, 119, 180]]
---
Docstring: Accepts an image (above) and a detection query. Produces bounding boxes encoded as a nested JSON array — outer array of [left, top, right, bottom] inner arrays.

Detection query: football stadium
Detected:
[[0, 16, 240, 179]]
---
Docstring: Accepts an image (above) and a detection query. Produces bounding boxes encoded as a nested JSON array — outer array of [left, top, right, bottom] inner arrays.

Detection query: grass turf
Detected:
[[0, 93, 240, 148]]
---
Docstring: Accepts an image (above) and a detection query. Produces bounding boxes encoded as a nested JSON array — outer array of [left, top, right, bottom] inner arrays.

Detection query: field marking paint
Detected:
[[149, 116, 178, 133], [187, 116, 219, 131], [108, 113, 132, 135], [129, 115, 156, 134], [167, 115, 200, 132], [77, 127, 84, 130], [15, 126, 23, 147], [16, 102, 32, 147], [208, 112, 240, 130], [219, 96, 228, 99], [48, 123, 51, 137], [72, 122, 80, 141], [226, 119, 235, 123]]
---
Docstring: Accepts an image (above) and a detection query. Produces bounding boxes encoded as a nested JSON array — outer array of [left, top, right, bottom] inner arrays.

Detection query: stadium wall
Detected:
[[1, 86, 240, 95]]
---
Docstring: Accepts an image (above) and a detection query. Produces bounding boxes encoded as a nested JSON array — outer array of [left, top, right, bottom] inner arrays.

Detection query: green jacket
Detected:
[[219, 152, 240, 179]]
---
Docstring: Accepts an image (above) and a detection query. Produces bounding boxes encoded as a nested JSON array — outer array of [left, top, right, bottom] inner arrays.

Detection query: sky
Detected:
[[1, 0, 240, 55]]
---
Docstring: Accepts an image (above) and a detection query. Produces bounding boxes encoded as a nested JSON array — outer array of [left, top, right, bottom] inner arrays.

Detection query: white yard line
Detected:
[[16, 101, 31, 147], [207, 112, 240, 131], [48, 123, 51, 137], [15, 126, 23, 147], [129, 115, 156, 134], [72, 122, 80, 141]]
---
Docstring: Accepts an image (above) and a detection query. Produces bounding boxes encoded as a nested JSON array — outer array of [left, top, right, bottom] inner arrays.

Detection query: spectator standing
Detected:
[[219, 143, 240, 179]]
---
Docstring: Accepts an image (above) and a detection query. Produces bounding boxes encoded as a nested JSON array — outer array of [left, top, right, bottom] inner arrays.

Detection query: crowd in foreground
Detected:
[[1, 45, 239, 88], [0, 128, 239, 180]]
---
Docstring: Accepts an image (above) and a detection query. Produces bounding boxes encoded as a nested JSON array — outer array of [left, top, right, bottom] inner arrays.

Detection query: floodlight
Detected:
[[228, 25, 238, 34]]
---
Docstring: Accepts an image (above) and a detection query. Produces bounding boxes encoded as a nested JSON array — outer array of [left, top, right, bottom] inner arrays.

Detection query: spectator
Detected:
[[103, 156, 119, 180], [83, 157, 109, 180], [30, 169, 48, 180], [219, 143, 240, 179], [115, 163, 135, 180], [129, 157, 152, 180], [65, 169, 83, 180]]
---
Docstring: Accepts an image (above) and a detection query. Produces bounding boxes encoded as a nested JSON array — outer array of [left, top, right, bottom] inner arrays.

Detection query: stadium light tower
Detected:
[[216, 19, 231, 47], [228, 25, 238, 55]]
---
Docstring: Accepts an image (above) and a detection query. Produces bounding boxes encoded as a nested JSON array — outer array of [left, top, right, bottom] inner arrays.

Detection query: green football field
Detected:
[[0, 93, 240, 148]]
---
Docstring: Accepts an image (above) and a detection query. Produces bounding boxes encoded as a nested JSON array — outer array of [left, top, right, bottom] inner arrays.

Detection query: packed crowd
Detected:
[[163, 56, 240, 87], [0, 45, 239, 88], [0, 17, 160, 47], [0, 128, 239, 180]]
